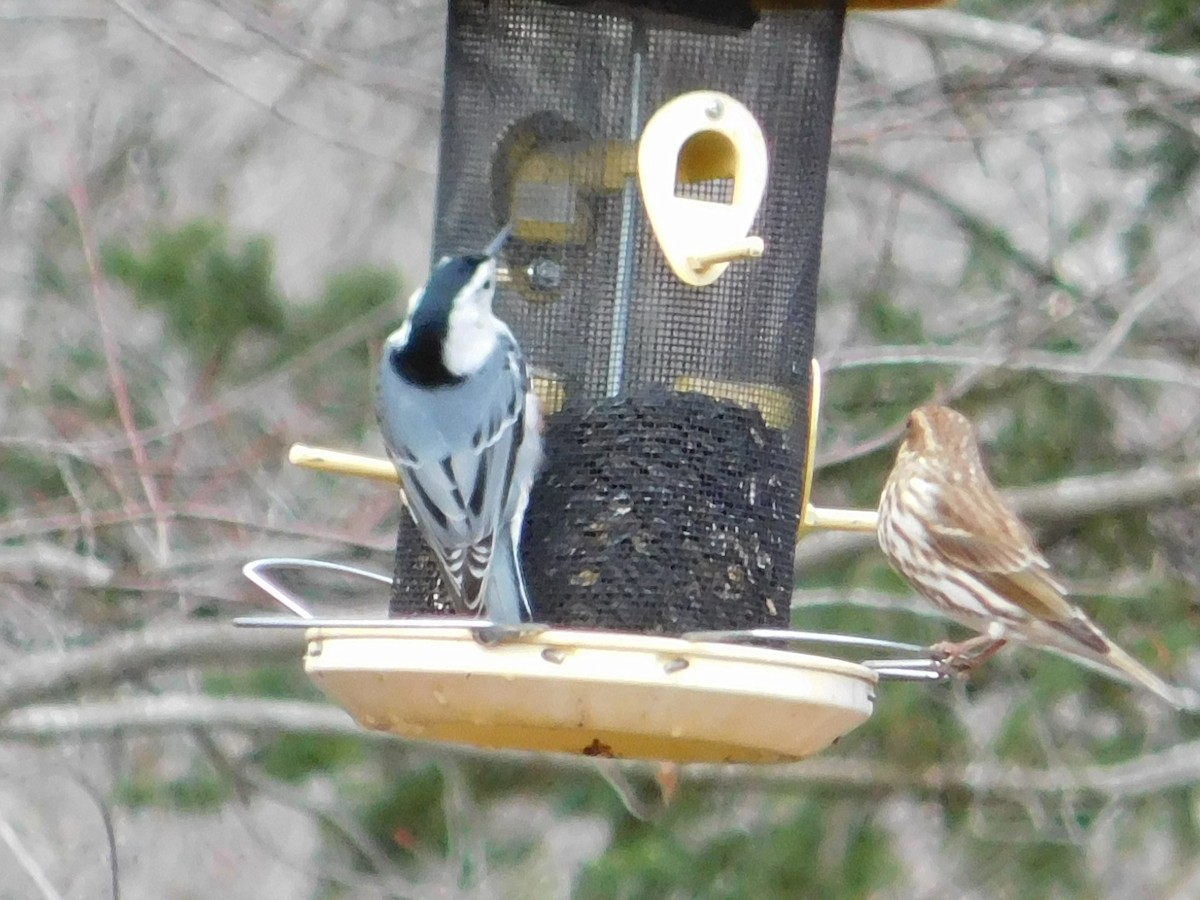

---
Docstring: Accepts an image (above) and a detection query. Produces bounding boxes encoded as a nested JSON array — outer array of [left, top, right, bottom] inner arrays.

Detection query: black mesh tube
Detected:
[[390, 0, 846, 632]]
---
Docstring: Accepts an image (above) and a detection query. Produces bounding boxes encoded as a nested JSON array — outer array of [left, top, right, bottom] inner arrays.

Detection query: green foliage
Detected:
[[964, 1, 1200, 53], [856, 680, 970, 767], [289, 267, 402, 366], [257, 733, 365, 783], [95, 218, 400, 438], [1164, 791, 1200, 854], [963, 836, 1090, 898], [203, 664, 320, 701], [960, 230, 1020, 295], [356, 763, 449, 861], [860, 286, 925, 345], [1102, 0, 1200, 52], [0, 450, 65, 516], [101, 219, 286, 368], [202, 666, 365, 784], [100, 221, 402, 377], [817, 287, 940, 508], [116, 768, 231, 813], [282, 264, 403, 433], [982, 378, 1114, 485], [1117, 115, 1200, 213], [576, 796, 897, 900], [1121, 221, 1155, 274], [1150, 579, 1200, 662], [33, 246, 72, 296]]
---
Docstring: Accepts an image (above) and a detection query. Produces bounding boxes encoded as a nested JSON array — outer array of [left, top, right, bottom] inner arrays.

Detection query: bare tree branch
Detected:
[[38, 103, 171, 563], [791, 587, 937, 618], [0, 695, 370, 741], [871, 9, 1200, 97], [1, 4, 106, 23], [797, 460, 1200, 573], [824, 344, 1200, 390], [5, 694, 1199, 802], [793, 529, 877, 574], [1010, 463, 1200, 521], [688, 741, 1200, 800], [0, 624, 303, 716], [0, 543, 113, 587]]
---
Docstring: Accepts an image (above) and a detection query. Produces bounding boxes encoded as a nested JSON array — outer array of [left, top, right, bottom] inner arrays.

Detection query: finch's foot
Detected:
[[929, 636, 1008, 674]]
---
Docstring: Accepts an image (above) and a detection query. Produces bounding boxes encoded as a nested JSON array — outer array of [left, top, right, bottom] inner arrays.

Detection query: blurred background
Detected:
[[3, 1, 1200, 897]]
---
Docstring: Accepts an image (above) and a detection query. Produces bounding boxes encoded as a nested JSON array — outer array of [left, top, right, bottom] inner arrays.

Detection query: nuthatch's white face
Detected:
[[388, 254, 502, 385], [441, 255, 500, 377]]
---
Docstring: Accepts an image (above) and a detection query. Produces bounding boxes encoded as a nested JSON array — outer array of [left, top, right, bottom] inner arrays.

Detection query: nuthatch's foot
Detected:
[[473, 622, 549, 646]]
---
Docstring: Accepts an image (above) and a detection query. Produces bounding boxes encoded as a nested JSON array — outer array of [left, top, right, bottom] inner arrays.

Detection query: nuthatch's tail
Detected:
[[482, 524, 534, 626]]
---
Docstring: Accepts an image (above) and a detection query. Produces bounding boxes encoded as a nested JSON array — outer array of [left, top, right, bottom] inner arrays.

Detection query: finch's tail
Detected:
[[1102, 642, 1200, 712], [1027, 618, 1200, 712], [481, 526, 534, 626]]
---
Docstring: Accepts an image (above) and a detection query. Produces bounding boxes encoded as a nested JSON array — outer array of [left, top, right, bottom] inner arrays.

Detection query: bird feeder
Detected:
[[241, 0, 949, 763]]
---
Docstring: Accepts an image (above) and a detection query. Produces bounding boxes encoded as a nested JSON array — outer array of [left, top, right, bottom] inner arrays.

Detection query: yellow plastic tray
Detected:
[[305, 626, 876, 763]]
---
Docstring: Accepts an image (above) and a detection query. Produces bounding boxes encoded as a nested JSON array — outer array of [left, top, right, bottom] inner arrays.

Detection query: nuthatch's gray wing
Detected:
[[377, 333, 539, 622]]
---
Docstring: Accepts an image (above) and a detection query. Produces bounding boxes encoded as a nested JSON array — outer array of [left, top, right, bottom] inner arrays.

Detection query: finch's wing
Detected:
[[385, 344, 530, 613], [929, 481, 1082, 625]]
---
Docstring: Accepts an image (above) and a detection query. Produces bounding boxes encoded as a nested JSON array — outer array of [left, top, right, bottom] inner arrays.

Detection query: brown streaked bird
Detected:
[[877, 404, 1197, 710]]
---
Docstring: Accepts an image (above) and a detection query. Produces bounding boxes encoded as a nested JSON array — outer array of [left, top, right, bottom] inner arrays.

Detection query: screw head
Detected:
[[527, 258, 563, 290]]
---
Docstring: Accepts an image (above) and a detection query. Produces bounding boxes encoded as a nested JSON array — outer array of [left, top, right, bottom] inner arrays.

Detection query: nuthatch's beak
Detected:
[[483, 223, 513, 257]]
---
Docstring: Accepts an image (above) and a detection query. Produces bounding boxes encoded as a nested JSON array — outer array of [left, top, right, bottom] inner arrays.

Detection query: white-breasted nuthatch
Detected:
[[376, 226, 541, 625]]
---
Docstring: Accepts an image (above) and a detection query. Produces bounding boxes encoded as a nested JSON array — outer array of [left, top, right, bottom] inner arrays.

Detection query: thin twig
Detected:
[[208, 0, 442, 108], [109, 0, 430, 168], [55, 456, 98, 559], [0, 298, 402, 458], [1084, 253, 1200, 372], [834, 154, 1082, 298], [66, 769, 121, 900], [71, 154, 169, 562], [0, 811, 63, 900], [184, 727, 419, 896], [0, 503, 391, 551], [22, 99, 171, 563]]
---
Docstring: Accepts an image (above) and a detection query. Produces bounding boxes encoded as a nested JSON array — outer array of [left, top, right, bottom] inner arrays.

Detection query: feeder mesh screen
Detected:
[[390, 0, 845, 632]]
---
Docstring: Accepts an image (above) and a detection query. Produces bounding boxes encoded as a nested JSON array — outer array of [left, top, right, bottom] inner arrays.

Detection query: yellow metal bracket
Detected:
[[797, 359, 879, 536], [288, 444, 397, 484], [289, 360, 879, 539]]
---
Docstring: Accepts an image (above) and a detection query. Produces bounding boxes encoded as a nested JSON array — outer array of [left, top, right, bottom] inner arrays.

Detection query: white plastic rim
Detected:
[[305, 626, 877, 764]]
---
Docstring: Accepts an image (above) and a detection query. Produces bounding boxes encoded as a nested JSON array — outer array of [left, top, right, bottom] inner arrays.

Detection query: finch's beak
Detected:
[[483, 223, 513, 257]]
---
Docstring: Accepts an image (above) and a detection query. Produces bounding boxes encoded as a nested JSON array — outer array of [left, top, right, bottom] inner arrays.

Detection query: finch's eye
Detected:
[[483, 279, 493, 290]]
